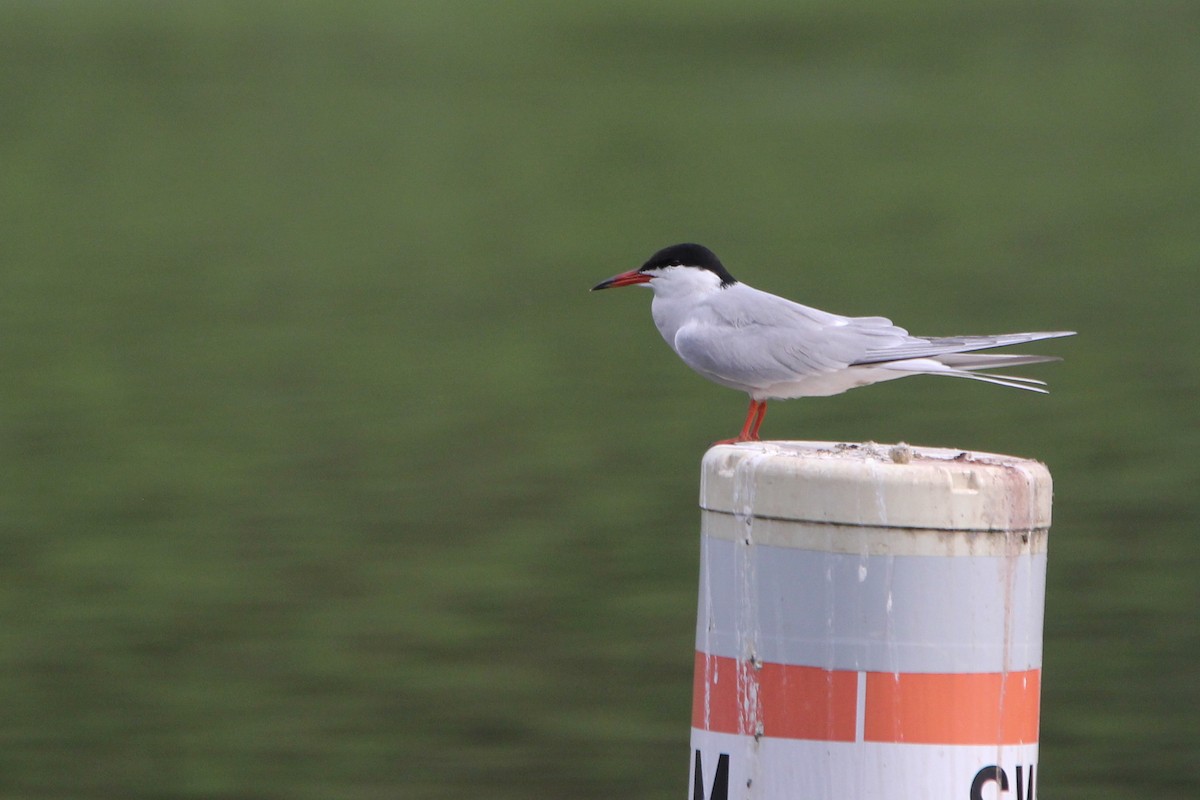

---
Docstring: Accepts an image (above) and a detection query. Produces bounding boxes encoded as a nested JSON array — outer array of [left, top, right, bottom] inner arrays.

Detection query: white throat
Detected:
[[646, 266, 728, 346]]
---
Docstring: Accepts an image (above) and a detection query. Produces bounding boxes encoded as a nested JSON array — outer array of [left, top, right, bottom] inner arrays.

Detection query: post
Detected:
[[690, 441, 1051, 800]]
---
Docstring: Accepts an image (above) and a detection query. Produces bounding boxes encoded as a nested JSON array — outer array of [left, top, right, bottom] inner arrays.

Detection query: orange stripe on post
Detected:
[[760, 661, 858, 741], [864, 669, 1041, 745], [691, 652, 744, 735], [691, 652, 857, 741], [694, 653, 1041, 746]]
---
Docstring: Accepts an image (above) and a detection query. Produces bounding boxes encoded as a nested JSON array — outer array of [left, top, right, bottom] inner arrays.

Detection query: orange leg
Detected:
[[748, 399, 768, 440], [713, 399, 768, 445]]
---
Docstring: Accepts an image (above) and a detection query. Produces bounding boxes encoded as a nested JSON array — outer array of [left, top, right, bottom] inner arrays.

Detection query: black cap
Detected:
[[640, 243, 737, 286]]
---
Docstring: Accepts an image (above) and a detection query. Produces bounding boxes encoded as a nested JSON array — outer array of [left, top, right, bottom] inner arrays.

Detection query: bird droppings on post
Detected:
[[889, 442, 913, 464]]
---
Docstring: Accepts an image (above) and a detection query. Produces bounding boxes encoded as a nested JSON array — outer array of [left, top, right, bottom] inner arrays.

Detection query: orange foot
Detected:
[[712, 399, 768, 445], [711, 435, 757, 446]]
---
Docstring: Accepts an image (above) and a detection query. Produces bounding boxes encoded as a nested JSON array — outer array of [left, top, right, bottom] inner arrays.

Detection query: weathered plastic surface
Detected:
[[700, 441, 1052, 532]]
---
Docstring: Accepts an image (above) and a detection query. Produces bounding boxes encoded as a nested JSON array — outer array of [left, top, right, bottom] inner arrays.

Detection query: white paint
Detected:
[[691, 729, 1039, 800], [854, 671, 867, 743]]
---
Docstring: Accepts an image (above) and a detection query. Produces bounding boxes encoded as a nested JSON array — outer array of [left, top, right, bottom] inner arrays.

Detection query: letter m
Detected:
[[692, 750, 729, 800]]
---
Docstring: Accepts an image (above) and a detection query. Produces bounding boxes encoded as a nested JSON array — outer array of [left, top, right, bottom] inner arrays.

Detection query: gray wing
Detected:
[[673, 285, 909, 387]]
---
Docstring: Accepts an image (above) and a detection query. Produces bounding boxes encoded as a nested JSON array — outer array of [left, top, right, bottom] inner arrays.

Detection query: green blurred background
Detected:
[[2, 1, 1197, 797]]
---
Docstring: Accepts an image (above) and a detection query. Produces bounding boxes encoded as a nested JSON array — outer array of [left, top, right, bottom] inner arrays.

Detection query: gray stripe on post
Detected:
[[696, 535, 1046, 673]]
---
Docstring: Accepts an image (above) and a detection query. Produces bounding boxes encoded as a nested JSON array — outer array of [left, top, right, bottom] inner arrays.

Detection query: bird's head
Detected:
[[591, 243, 738, 294]]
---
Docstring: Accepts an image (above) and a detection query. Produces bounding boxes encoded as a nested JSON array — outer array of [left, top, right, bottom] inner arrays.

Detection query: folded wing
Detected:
[[673, 286, 910, 388]]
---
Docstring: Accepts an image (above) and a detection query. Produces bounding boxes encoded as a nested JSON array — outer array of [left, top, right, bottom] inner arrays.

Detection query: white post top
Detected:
[[701, 441, 1053, 532]]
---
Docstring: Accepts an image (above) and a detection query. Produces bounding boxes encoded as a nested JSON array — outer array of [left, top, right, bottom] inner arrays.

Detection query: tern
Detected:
[[592, 243, 1074, 443]]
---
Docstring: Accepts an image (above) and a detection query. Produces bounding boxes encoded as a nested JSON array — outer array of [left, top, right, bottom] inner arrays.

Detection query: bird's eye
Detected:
[[669, 260, 682, 267]]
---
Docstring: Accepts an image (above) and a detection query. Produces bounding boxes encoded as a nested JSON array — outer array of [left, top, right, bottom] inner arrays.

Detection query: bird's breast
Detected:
[[649, 297, 690, 351]]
